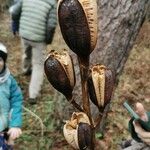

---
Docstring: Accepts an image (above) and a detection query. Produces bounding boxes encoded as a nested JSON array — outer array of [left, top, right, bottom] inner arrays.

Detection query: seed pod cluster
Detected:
[[58, 0, 97, 58], [88, 65, 114, 110], [63, 112, 93, 149], [44, 49, 75, 99]]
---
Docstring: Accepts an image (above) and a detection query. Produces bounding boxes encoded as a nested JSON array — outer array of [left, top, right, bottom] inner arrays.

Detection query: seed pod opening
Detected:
[[44, 50, 75, 98], [58, 0, 97, 58], [63, 112, 93, 150], [88, 65, 114, 109]]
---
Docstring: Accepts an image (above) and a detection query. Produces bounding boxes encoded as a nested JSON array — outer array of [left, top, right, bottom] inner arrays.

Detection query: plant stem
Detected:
[[78, 56, 91, 119], [66, 95, 84, 112], [78, 56, 95, 150]]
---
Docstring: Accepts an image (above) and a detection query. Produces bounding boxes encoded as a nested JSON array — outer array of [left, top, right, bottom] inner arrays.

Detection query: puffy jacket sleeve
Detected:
[[47, 1, 57, 29], [9, 75, 23, 128], [45, 0, 57, 44], [9, 0, 22, 20]]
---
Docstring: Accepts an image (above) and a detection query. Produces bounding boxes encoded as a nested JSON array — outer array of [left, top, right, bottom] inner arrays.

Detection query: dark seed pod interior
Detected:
[[88, 74, 98, 107], [58, 0, 91, 57], [78, 122, 93, 150], [104, 69, 114, 105]]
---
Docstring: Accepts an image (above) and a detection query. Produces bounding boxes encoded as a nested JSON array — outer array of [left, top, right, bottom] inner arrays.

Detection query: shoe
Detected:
[[29, 98, 37, 105], [120, 139, 132, 148]]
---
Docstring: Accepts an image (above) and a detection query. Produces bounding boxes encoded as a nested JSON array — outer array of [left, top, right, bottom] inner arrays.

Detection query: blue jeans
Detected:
[[0, 134, 13, 150]]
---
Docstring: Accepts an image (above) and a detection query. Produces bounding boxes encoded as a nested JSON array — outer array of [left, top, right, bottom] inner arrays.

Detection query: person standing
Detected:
[[0, 43, 23, 149], [9, 0, 57, 104], [9, 0, 20, 36]]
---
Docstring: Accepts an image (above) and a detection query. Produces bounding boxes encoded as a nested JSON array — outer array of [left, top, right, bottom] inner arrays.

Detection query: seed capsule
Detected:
[[88, 65, 114, 109], [44, 49, 75, 99], [63, 112, 93, 150], [78, 122, 93, 150], [58, 0, 97, 58]]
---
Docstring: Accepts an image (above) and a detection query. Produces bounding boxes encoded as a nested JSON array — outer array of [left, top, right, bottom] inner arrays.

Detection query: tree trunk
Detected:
[[54, 0, 149, 132], [93, 0, 149, 76]]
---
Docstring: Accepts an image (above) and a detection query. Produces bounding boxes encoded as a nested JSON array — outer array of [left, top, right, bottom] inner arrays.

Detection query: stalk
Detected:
[[66, 95, 84, 112], [78, 56, 95, 150], [78, 56, 90, 116]]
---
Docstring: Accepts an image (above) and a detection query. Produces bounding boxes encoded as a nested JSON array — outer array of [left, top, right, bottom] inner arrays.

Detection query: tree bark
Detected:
[[93, 0, 149, 76]]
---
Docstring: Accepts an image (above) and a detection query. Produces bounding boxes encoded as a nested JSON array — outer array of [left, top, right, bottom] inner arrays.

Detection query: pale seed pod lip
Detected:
[[45, 49, 56, 60], [92, 64, 106, 73], [63, 123, 79, 149], [72, 112, 91, 125], [78, 0, 98, 51], [57, 0, 63, 15], [88, 65, 114, 109], [57, 51, 75, 88], [53, 50, 75, 88], [91, 65, 105, 107], [65, 119, 78, 130]]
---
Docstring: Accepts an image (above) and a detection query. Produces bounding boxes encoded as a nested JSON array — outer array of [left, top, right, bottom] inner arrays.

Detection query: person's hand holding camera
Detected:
[[133, 103, 150, 146]]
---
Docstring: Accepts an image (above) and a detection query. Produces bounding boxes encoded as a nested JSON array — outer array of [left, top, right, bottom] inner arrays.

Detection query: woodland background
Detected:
[[0, 9, 150, 150]]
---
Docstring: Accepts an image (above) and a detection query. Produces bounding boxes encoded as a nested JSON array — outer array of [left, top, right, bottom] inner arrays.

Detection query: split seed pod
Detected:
[[63, 112, 93, 150], [58, 0, 97, 58], [88, 65, 114, 110], [44, 49, 75, 99]]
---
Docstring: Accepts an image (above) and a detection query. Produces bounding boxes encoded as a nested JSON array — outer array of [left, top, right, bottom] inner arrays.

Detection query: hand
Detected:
[[133, 121, 150, 145], [133, 103, 150, 145], [7, 128, 22, 140]]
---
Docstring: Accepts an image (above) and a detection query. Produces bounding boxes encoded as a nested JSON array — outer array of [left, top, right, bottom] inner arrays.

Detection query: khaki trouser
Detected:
[[21, 38, 46, 99]]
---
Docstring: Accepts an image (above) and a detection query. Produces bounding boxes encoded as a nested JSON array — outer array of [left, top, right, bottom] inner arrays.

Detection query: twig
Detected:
[[69, 97, 84, 112], [78, 56, 95, 150], [22, 106, 45, 137], [78, 56, 93, 124]]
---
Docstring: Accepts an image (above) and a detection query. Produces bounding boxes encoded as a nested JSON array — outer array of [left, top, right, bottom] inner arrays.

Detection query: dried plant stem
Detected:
[[22, 106, 45, 137], [78, 56, 92, 121], [68, 96, 84, 112], [78, 56, 95, 150]]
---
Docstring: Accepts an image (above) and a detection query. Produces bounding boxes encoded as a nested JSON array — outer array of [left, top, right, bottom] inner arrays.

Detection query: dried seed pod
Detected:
[[44, 49, 75, 99], [88, 65, 114, 109], [71, 112, 91, 124], [58, 0, 97, 58], [63, 119, 79, 149], [63, 112, 93, 150], [78, 122, 93, 150]]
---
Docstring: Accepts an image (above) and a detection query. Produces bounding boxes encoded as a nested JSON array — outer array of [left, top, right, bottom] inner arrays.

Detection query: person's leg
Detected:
[[0, 133, 13, 150], [28, 42, 46, 104], [21, 38, 32, 75]]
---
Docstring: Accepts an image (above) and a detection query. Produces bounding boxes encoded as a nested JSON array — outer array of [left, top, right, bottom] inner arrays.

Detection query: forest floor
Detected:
[[0, 12, 150, 150]]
